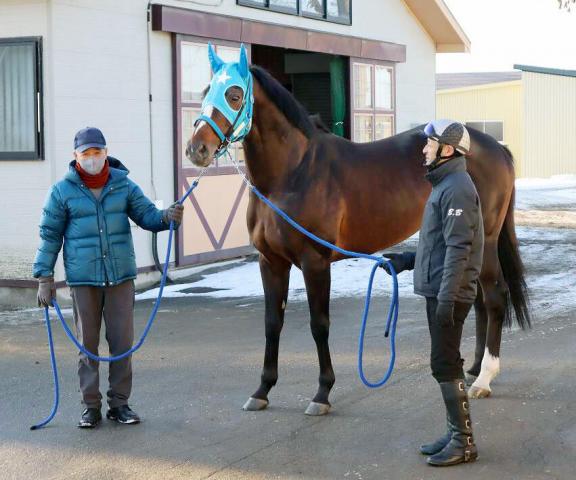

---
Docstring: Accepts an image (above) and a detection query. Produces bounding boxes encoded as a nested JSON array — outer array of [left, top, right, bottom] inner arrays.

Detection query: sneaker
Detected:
[[106, 405, 141, 424], [78, 408, 102, 428]]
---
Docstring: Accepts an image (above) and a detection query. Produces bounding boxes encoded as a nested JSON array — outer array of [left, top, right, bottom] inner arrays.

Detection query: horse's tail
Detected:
[[498, 184, 531, 329]]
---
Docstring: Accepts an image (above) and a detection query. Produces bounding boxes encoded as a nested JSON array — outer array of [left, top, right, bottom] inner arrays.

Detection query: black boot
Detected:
[[420, 421, 451, 455], [427, 380, 478, 466]]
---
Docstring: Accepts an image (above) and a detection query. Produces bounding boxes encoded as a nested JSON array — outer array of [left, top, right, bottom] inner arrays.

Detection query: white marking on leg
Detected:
[[471, 347, 500, 391]]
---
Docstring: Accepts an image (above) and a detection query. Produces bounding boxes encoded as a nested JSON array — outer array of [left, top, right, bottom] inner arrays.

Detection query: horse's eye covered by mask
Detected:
[[225, 86, 244, 111]]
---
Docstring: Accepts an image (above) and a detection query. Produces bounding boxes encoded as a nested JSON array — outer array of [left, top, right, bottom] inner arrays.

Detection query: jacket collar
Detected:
[[65, 156, 129, 186], [425, 155, 467, 187]]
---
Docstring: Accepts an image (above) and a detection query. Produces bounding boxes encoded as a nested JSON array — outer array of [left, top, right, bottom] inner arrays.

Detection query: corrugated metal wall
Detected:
[[436, 81, 524, 176], [523, 72, 576, 178]]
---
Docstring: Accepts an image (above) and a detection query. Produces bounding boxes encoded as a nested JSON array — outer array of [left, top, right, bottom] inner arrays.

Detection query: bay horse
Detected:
[[186, 46, 530, 415]]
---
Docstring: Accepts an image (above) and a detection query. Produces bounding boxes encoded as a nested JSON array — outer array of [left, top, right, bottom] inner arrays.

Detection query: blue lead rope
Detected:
[[32, 176, 400, 429], [31, 179, 201, 430], [249, 187, 400, 389]]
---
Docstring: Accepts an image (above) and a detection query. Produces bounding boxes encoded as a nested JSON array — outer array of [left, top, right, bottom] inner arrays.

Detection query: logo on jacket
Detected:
[[448, 208, 463, 217]]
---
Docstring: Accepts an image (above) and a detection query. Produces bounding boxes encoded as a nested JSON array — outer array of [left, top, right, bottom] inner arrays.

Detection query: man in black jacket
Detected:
[[382, 120, 484, 466]]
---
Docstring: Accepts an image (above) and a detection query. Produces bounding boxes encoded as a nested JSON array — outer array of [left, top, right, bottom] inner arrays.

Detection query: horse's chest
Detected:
[[249, 204, 301, 261]]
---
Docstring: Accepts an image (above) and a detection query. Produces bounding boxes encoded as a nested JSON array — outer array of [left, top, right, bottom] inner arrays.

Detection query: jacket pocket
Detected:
[[65, 246, 98, 282], [112, 241, 136, 279]]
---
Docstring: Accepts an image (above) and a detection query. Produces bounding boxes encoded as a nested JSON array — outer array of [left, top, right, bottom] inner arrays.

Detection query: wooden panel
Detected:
[[361, 39, 405, 64], [152, 4, 242, 42], [241, 20, 307, 50], [306, 30, 361, 57], [153, 4, 406, 63]]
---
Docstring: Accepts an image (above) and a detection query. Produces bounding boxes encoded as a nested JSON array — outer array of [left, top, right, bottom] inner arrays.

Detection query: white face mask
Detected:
[[78, 155, 106, 175]]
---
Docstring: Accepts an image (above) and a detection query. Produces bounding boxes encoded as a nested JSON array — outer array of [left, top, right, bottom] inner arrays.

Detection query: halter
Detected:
[[194, 43, 254, 159]]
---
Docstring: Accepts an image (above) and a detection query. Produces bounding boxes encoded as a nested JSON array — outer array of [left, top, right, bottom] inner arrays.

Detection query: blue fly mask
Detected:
[[195, 43, 254, 158]]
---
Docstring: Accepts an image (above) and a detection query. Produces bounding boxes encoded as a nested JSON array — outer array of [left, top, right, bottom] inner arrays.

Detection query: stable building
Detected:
[[436, 65, 576, 178], [0, 0, 468, 306]]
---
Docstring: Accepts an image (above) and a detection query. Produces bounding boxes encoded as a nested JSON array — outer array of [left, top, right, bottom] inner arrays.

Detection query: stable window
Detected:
[[351, 59, 395, 143], [178, 39, 245, 172], [237, 0, 351, 25], [466, 121, 504, 142], [0, 37, 43, 160]]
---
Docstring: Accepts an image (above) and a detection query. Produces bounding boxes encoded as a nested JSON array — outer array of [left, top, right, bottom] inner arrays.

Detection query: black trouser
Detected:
[[425, 297, 473, 383]]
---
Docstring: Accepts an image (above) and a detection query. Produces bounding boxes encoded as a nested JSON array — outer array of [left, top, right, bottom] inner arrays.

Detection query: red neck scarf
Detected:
[[75, 159, 110, 189]]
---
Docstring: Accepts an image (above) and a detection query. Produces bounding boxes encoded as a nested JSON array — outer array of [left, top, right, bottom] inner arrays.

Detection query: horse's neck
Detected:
[[242, 90, 309, 193]]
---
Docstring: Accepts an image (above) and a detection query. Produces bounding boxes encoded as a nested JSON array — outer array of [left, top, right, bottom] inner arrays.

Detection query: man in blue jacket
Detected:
[[382, 120, 484, 466], [33, 127, 184, 428]]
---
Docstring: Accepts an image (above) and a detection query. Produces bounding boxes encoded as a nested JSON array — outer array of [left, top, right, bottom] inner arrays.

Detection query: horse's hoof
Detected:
[[304, 401, 331, 416], [465, 373, 478, 386], [468, 385, 491, 399], [242, 397, 269, 411]]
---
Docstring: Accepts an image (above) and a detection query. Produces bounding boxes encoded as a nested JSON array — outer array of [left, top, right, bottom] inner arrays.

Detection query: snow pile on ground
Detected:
[[136, 226, 576, 317], [515, 175, 576, 211], [136, 256, 419, 303]]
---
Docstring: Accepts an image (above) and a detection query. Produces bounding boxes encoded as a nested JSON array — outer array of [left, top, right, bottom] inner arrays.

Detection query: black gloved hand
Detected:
[[163, 203, 184, 227], [37, 276, 56, 308], [436, 301, 455, 328], [381, 252, 415, 275]]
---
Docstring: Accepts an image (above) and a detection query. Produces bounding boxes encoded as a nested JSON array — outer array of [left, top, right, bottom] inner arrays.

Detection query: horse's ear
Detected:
[[208, 43, 224, 73], [238, 43, 249, 78]]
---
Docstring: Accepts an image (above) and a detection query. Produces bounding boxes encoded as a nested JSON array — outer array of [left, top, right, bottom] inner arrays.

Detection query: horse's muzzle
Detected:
[[186, 141, 212, 167]]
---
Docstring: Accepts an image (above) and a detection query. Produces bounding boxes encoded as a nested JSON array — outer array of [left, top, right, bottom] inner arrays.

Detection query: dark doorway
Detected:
[[251, 44, 349, 138]]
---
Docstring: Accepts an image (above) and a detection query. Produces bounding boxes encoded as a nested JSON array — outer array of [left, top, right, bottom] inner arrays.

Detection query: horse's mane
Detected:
[[309, 114, 331, 133], [250, 65, 316, 139]]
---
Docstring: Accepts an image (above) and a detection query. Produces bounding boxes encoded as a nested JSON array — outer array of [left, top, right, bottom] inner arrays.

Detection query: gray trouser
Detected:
[[70, 280, 135, 409]]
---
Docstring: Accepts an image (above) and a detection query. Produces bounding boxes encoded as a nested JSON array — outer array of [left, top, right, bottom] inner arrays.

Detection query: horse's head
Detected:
[[186, 43, 254, 167]]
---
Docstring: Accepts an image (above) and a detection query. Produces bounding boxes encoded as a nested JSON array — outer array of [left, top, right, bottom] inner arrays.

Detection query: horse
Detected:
[[186, 45, 530, 415]]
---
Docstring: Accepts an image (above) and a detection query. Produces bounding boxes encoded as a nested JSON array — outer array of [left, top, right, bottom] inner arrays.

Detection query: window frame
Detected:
[[0, 36, 44, 161], [350, 58, 395, 143], [465, 120, 504, 143], [174, 35, 249, 178], [236, 0, 352, 26]]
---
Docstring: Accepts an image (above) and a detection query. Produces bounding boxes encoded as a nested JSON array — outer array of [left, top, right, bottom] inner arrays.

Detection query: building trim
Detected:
[[0, 265, 164, 289], [403, 0, 470, 52], [151, 4, 406, 63], [514, 64, 576, 79], [436, 80, 522, 95]]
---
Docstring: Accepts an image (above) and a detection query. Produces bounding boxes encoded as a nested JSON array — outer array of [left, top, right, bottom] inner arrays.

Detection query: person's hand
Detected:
[[163, 203, 184, 227], [37, 276, 56, 308], [436, 301, 455, 328], [381, 252, 412, 275]]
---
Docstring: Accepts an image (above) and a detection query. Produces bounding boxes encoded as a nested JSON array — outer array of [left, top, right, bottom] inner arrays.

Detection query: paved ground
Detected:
[[1, 233, 575, 480], [3, 178, 576, 480]]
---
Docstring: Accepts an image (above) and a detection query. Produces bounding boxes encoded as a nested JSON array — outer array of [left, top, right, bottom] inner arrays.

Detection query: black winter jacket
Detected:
[[405, 156, 484, 303]]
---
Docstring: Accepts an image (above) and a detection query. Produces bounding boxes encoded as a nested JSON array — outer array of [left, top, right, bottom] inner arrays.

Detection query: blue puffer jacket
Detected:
[[33, 157, 169, 286]]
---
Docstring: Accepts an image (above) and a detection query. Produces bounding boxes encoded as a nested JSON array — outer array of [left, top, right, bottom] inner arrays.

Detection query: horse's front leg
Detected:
[[243, 253, 291, 411], [302, 254, 335, 416]]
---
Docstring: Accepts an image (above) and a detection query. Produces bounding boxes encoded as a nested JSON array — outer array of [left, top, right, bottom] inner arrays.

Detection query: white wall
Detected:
[[0, 0, 176, 283], [0, 0, 435, 284], [0, 0, 52, 280]]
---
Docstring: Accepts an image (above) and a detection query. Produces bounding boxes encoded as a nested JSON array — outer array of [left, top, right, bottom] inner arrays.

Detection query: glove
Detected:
[[380, 252, 415, 275], [163, 203, 184, 227], [436, 301, 455, 328], [37, 276, 56, 308]]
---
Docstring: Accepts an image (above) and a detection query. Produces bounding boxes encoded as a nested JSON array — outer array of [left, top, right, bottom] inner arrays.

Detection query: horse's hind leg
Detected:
[[466, 287, 488, 385], [243, 254, 291, 411], [469, 242, 507, 399], [302, 256, 335, 416]]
